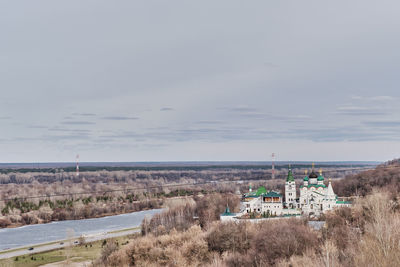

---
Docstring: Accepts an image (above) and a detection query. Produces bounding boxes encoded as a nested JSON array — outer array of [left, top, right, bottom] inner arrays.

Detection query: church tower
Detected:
[[285, 165, 296, 208], [317, 168, 324, 185], [303, 169, 309, 186], [308, 163, 318, 184]]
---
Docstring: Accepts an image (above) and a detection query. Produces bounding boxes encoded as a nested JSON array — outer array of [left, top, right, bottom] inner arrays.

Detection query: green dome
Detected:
[[256, 186, 267, 196], [317, 175, 324, 181], [303, 176, 309, 181]]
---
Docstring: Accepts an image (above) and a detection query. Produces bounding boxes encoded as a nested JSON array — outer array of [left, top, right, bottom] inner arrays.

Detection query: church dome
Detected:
[[308, 171, 318, 178]]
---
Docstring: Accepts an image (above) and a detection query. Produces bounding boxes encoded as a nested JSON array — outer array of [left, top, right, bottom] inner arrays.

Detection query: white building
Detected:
[[285, 166, 297, 208], [299, 164, 351, 216], [235, 164, 351, 219]]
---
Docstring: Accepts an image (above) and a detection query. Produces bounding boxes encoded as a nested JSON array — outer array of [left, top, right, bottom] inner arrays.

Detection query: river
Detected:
[[0, 209, 162, 250]]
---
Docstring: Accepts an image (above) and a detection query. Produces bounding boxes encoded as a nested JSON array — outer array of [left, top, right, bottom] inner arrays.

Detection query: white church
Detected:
[[222, 164, 351, 221]]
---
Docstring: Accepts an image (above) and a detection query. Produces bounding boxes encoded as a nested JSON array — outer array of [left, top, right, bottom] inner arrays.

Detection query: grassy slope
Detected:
[[0, 236, 130, 267]]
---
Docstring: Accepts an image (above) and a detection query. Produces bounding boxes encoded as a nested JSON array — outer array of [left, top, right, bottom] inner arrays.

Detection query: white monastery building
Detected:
[[221, 164, 351, 221]]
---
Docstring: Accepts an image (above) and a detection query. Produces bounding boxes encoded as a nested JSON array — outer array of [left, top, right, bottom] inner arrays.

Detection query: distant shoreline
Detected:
[[0, 161, 380, 170]]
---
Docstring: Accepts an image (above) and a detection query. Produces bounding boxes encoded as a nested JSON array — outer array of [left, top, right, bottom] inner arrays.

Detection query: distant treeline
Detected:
[[0, 163, 373, 174]]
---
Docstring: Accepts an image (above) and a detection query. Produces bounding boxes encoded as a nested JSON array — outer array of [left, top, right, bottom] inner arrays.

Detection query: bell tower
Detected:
[[285, 165, 296, 208]]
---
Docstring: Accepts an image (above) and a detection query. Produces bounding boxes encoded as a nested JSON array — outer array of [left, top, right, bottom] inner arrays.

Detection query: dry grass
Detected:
[[91, 190, 400, 267], [278, 190, 400, 267]]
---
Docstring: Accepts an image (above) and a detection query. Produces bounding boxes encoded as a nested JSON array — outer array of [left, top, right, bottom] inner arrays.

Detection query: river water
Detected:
[[0, 209, 162, 250]]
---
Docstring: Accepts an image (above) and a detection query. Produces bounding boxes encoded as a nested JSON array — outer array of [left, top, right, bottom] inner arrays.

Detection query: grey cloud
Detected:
[[101, 116, 139, 120], [267, 114, 312, 122], [160, 107, 174, 111], [335, 106, 387, 116], [351, 95, 397, 102], [72, 113, 97, 117], [48, 127, 91, 133], [362, 121, 400, 128], [11, 132, 92, 143], [264, 62, 279, 68], [219, 106, 259, 113], [61, 121, 96, 125], [27, 125, 47, 129], [230, 107, 258, 113], [195, 120, 224, 125], [282, 125, 400, 142], [2, 1, 400, 161], [42, 134, 91, 141]]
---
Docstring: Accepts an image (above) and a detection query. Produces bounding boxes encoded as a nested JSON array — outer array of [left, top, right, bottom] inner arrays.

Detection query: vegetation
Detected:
[[88, 161, 400, 266], [334, 159, 400, 196], [0, 163, 370, 174], [0, 236, 132, 267], [0, 164, 367, 228], [0, 195, 162, 228], [87, 189, 400, 267], [0, 162, 389, 266]]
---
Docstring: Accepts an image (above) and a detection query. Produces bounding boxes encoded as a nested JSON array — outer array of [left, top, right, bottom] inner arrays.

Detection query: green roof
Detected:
[[283, 214, 301, 217], [256, 186, 267, 196], [300, 184, 326, 188], [303, 176, 309, 181], [287, 167, 295, 182], [262, 191, 282, 198], [336, 201, 351, 204], [244, 186, 267, 197], [317, 175, 324, 181], [221, 205, 235, 216]]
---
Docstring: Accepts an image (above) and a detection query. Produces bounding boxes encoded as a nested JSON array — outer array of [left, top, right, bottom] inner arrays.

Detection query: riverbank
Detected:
[[0, 226, 139, 260], [0, 196, 192, 230], [0, 198, 163, 229], [0, 209, 162, 251], [0, 232, 134, 267], [0, 207, 156, 230]]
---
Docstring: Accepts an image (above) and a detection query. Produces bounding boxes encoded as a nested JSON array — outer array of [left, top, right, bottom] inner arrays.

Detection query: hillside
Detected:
[[334, 159, 400, 196]]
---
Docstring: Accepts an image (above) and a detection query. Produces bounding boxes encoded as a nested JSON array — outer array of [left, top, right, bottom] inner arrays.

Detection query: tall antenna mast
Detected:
[[272, 152, 276, 179], [76, 154, 80, 177]]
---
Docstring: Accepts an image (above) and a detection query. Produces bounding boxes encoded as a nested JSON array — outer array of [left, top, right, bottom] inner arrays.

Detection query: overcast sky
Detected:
[[1, 0, 400, 162]]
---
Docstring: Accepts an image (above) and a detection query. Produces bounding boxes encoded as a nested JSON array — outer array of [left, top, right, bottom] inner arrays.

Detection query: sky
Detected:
[[0, 0, 400, 162]]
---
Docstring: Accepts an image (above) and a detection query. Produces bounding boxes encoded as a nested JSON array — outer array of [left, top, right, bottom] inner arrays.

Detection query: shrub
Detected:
[[0, 218, 11, 227], [206, 222, 252, 255]]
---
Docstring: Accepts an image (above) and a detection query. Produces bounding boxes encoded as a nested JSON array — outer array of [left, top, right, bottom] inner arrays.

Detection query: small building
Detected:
[[220, 205, 238, 222], [260, 191, 283, 216]]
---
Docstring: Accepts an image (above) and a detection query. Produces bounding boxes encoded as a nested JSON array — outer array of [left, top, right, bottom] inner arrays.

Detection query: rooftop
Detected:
[[244, 186, 267, 197], [300, 184, 327, 188], [221, 205, 235, 216], [336, 200, 351, 204], [262, 191, 282, 198]]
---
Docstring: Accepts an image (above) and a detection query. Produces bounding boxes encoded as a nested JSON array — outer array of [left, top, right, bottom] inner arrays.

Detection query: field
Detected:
[[0, 235, 132, 267]]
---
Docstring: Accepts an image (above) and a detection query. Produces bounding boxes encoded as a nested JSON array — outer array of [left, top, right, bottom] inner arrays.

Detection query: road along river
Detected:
[[0, 209, 162, 252]]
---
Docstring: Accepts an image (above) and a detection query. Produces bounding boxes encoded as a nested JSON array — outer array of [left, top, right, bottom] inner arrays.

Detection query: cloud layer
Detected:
[[0, 1, 400, 162]]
